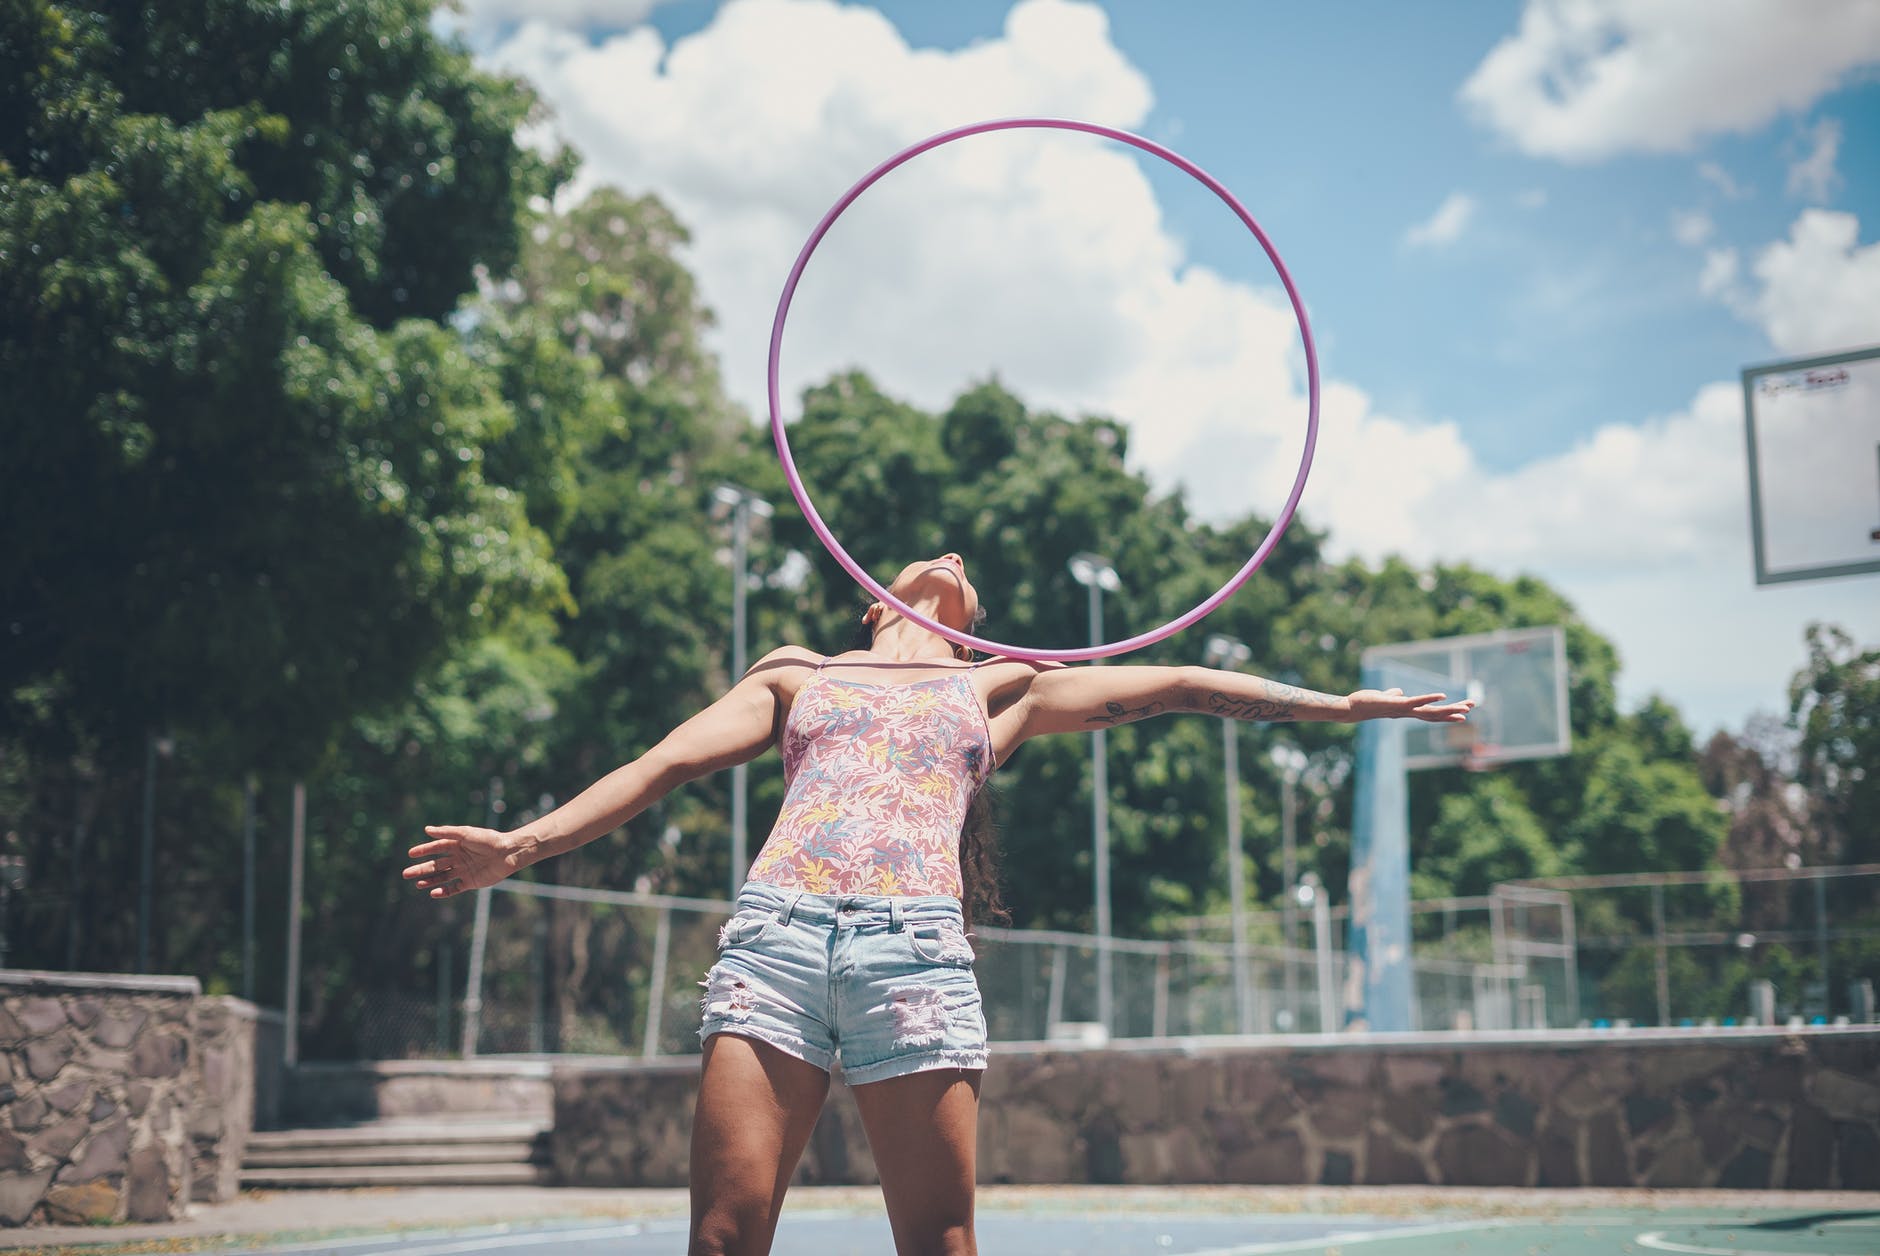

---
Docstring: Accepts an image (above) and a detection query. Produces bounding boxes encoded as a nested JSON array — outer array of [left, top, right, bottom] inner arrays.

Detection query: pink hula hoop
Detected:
[[768, 116, 1319, 662]]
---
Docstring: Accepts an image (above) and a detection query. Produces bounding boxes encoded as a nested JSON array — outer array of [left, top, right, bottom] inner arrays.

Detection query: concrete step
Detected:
[[247, 1120, 547, 1151], [242, 1141, 543, 1168], [239, 1162, 552, 1189]]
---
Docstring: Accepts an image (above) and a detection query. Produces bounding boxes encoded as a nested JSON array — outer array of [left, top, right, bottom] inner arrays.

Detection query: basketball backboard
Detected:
[[1742, 344, 1880, 585], [1361, 626, 1570, 770]]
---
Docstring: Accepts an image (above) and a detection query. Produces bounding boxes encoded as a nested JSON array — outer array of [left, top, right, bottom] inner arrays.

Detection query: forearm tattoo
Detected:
[[1085, 699, 1166, 727], [1195, 679, 1320, 723]]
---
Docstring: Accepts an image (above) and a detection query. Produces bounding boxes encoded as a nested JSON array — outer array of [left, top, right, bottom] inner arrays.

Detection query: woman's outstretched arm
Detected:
[[402, 646, 810, 899], [999, 663, 1474, 748]]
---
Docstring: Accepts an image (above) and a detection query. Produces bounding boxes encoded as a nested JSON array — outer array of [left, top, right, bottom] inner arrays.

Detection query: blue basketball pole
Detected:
[[1349, 658, 1413, 1031]]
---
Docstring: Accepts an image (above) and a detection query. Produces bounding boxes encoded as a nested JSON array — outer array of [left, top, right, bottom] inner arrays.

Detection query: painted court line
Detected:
[[1174, 1218, 1501, 1256]]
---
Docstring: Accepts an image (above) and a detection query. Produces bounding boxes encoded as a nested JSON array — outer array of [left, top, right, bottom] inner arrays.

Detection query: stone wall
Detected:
[[0, 972, 263, 1227], [549, 1027, 1880, 1191], [282, 1059, 552, 1127]]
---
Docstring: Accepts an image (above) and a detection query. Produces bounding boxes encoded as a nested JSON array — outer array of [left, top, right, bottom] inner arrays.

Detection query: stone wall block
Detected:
[[1362, 1128, 1429, 1184], [1221, 1129, 1307, 1184], [1382, 1054, 1446, 1091], [23, 1033, 75, 1083], [65, 999, 101, 1030], [0, 1171, 54, 1226], [126, 1145, 175, 1223], [44, 1080, 90, 1114], [130, 1031, 188, 1080], [31, 1117, 87, 1164], [92, 1010, 148, 1050], [1640, 1134, 1710, 1188], [1434, 1121, 1528, 1187], [0, 1132, 26, 1173], [1718, 1144, 1774, 1188], [9, 1095, 50, 1132], [1553, 1068, 1610, 1118], [1493, 1090, 1537, 1137], [1586, 1108, 1631, 1187], [1835, 1122, 1879, 1190], [1622, 1093, 1673, 1136], [1634, 1046, 1733, 1091], [1437, 1075, 1487, 1117], [0, 1006, 27, 1047], [996, 1103, 1076, 1182], [1380, 1087, 1435, 1141], [1785, 1104, 1834, 1189], [41, 1180, 119, 1226], [1112, 1057, 1165, 1129], [1536, 1124, 1578, 1186], [1167, 1058, 1219, 1123], [1309, 1085, 1372, 1140], [53, 1118, 128, 1185], [14, 999, 67, 1037], [1807, 1068, 1880, 1123]]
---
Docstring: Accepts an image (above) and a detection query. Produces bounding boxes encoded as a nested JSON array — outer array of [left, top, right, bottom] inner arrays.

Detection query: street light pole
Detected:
[[1068, 552, 1120, 1034], [1205, 635, 1254, 1034], [1270, 743, 1307, 1030], [713, 485, 773, 899], [1296, 873, 1336, 1034]]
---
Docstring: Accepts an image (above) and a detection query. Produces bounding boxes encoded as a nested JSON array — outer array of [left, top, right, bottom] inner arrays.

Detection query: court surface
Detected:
[[159, 1190, 1880, 1256]]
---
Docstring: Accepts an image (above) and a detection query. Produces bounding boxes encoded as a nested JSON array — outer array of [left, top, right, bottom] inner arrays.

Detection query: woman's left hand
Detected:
[[1346, 688, 1477, 723]]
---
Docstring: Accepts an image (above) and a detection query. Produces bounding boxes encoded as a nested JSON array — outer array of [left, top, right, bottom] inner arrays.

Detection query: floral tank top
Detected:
[[744, 662, 995, 898]]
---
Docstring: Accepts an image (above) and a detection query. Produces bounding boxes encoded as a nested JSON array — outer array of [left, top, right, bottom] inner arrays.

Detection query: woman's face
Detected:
[[882, 552, 981, 631]]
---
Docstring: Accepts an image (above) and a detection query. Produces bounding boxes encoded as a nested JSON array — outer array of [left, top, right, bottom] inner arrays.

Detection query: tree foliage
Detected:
[[6, 0, 1858, 1053]]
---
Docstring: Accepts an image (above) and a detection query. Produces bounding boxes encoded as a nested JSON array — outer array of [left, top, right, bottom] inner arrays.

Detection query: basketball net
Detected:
[[1445, 722, 1498, 773]]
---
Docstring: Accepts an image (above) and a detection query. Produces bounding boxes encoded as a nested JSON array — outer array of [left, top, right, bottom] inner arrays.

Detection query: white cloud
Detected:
[[1670, 208, 1714, 247], [1460, 0, 1880, 161], [1787, 117, 1843, 202], [1698, 161, 1749, 200], [1736, 209, 1880, 357], [480, 0, 1873, 732], [1699, 246, 1741, 301], [444, 0, 670, 39], [1404, 192, 1479, 248]]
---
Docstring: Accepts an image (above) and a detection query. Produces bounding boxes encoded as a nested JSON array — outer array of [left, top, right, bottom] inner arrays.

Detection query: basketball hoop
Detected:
[[1460, 743, 1501, 773]]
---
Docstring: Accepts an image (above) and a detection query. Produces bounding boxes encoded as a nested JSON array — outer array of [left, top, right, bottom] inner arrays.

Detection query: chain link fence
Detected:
[[303, 865, 1880, 1060]]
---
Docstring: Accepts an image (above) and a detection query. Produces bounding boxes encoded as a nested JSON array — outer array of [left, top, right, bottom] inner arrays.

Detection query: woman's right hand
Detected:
[[403, 825, 528, 900]]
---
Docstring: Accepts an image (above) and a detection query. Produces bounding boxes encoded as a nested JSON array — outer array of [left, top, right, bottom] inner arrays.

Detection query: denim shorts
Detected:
[[698, 880, 989, 1084]]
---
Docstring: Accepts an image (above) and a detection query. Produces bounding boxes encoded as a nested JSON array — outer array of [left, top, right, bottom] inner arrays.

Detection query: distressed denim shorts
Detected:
[[698, 880, 989, 1084]]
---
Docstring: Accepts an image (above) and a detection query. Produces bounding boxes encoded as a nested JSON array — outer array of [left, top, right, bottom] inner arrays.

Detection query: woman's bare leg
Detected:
[[851, 1067, 982, 1256], [689, 1033, 831, 1256]]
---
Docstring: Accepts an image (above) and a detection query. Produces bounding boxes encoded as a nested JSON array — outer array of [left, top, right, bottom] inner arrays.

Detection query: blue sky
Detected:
[[452, 0, 1880, 736]]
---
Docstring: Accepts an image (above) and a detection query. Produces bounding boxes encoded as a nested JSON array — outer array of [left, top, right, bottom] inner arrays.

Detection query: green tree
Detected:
[[2, 0, 567, 769], [1790, 623, 1880, 865]]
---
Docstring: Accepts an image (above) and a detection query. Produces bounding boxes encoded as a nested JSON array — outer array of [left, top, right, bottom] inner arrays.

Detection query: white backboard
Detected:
[[1742, 344, 1880, 585], [1362, 626, 1571, 770]]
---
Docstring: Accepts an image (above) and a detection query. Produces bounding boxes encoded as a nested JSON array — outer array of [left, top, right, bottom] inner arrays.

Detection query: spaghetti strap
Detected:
[[814, 654, 829, 671]]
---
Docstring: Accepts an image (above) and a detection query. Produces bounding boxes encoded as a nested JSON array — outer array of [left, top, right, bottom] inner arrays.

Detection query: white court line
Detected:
[[229, 1221, 683, 1256], [1175, 1218, 1501, 1256]]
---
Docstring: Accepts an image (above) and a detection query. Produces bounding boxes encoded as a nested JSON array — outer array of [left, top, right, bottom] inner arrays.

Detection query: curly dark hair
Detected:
[[846, 609, 1009, 932]]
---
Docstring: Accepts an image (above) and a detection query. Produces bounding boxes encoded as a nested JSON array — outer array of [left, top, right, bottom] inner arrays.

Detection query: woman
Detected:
[[403, 552, 1473, 1256]]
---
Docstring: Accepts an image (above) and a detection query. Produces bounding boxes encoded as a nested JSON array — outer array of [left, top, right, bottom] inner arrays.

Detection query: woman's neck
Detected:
[[865, 617, 960, 664]]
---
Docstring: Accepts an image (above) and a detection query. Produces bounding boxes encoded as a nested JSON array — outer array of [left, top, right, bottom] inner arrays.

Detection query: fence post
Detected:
[[461, 886, 491, 1058], [644, 905, 673, 1058], [1650, 884, 1670, 1026], [284, 782, 305, 1067], [1152, 947, 1169, 1038], [1046, 943, 1067, 1037]]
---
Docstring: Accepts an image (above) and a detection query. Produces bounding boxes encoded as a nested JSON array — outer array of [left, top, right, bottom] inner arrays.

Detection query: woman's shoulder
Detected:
[[752, 644, 827, 669]]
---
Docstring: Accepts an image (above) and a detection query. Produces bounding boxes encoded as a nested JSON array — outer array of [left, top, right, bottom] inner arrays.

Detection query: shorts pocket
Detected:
[[908, 922, 975, 968], [717, 908, 775, 951]]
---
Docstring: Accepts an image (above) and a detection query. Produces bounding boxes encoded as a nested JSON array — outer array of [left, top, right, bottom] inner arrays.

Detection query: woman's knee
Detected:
[[687, 1198, 774, 1256]]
